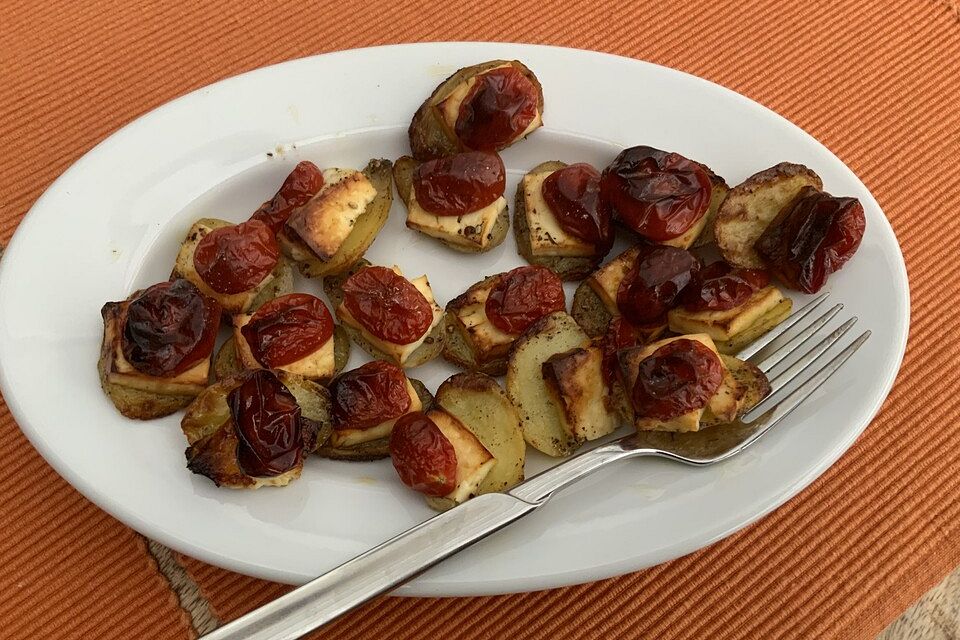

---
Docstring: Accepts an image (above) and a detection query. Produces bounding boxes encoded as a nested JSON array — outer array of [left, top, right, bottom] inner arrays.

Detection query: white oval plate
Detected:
[[0, 43, 908, 595]]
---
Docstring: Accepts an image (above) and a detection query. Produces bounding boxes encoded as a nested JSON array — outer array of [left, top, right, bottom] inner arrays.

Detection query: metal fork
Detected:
[[202, 293, 869, 640]]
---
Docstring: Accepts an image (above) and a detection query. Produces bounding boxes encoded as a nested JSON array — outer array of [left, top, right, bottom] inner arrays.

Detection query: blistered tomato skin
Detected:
[[617, 245, 700, 327], [632, 339, 723, 420], [542, 163, 613, 250], [600, 146, 712, 241], [390, 412, 458, 497], [330, 361, 412, 431], [341, 266, 434, 345], [484, 266, 566, 335], [241, 294, 334, 368], [681, 262, 770, 312], [228, 370, 303, 477], [455, 66, 539, 151], [756, 188, 866, 294], [412, 151, 506, 216], [193, 219, 280, 295], [250, 161, 325, 234], [121, 279, 221, 377], [599, 317, 644, 386]]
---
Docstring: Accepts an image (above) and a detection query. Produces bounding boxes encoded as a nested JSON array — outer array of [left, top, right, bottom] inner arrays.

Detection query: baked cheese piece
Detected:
[[231, 314, 336, 382], [330, 377, 423, 449], [521, 168, 600, 258], [406, 191, 507, 251], [285, 168, 377, 261], [541, 346, 619, 442], [668, 286, 792, 354], [427, 409, 496, 505]]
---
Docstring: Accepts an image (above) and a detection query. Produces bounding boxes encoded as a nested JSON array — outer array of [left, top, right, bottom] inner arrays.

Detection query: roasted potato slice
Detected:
[[315, 378, 434, 461], [441, 274, 513, 376], [171, 217, 295, 316], [506, 312, 591, 457], [278, 159, 393, 278], [667, 286, 793, 355], [715, 163, 822, 268], [213, 325, 351, 381], [721, 354, 771, 416], [434, 372, 525, 495], [408, 60, 544, 160], [393, 155, 509, 254], [513, 160, 607, 280], [181, 370, 332, 488]]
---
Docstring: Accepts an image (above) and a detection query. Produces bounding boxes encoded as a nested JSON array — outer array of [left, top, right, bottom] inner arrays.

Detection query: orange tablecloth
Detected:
[[2, 1, 959, 638]]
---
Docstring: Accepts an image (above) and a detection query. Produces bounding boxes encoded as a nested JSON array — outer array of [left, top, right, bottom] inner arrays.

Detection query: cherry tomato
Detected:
[[241, 294, 334, 367], [541, 163, 613, 250], [121, 279, 221, 377], [616, 245, 699, 327], [484, 266, 566, 335], [341, 266, 434, 345], [228, 370, 303, 477], [600, 146, 712, 241], [390, 412, 458, 497], [413, 151, 505, 216], [193, 219, 280, 294], [455, 66, 539, 151], [632, 339, 723, 420], [250, 161, 325, 234], [756, 188, 865, 293], [330, 361, 412, 431], [681, 262, 770, 312]]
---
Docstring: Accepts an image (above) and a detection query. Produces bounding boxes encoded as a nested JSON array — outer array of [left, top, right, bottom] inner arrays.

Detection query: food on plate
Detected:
[[172, 218, 294, 315], [668, 262, 793, 354], [541, 345, 621, 442], [513, 161, 614, 279], [617, 334, 768, 432], [505, 311, 592, 456], [182, 369, 329, 488], [714, 162, 823, 268], [390, 410, 495, 508], [433, 372, 525, 499], [443, 265, 566, 376], [250, 161, 326, 234], [408, 60, 544, 160], [98, 279, 221, 419], [393, 151, 509, 252], [599, 146, 726, 248], [316, 360, 432, 461], [571, 244, 699, 339], [755, 187, 865, 293], [211, 293, 351, 383], [278, 158, 393, 278], [328, 262, 444, 368]]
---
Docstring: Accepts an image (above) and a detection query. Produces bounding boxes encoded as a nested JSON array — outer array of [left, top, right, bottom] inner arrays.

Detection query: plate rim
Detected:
[[0, 41, 911, 595]]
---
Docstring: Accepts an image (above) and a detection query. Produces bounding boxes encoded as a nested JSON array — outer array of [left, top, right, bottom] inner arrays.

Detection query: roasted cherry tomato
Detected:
[[681, 262, 770, 312], [121, 279, 221, 377], [632, 339, 723, 420], [756, 188, 866, 294], [600, 146, 712, 241], [599, 317, 645, 386], [330, 360, 412, 431], [228, 370, 303, 477], [341, 266, 434, 345], [241, 293, 334, 368], [485, 266, 566, 335], [542, 163, 613, 250], [413, 151, 506, 216], [390, 412, 458, 497], [250, 161, 325, 234], [193, 219, 280, 294], [455, 66, 539, 151], [617, 245, 699, 327]]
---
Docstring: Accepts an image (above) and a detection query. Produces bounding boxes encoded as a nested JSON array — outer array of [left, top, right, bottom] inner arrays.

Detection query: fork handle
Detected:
[[200, 492, 542, 640]]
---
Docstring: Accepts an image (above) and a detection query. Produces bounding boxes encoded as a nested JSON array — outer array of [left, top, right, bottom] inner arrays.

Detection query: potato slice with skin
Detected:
[[506, 311, 590, 457], [408, 60, 544, 160], [435, 372, 525, 495], [715, 163, 823, 268], [394, 155, 510, 254], [278, 159, 393, 278]]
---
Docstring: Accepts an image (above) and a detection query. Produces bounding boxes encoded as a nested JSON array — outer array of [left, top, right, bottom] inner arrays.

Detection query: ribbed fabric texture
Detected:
[[1, 1, 959, 638]]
